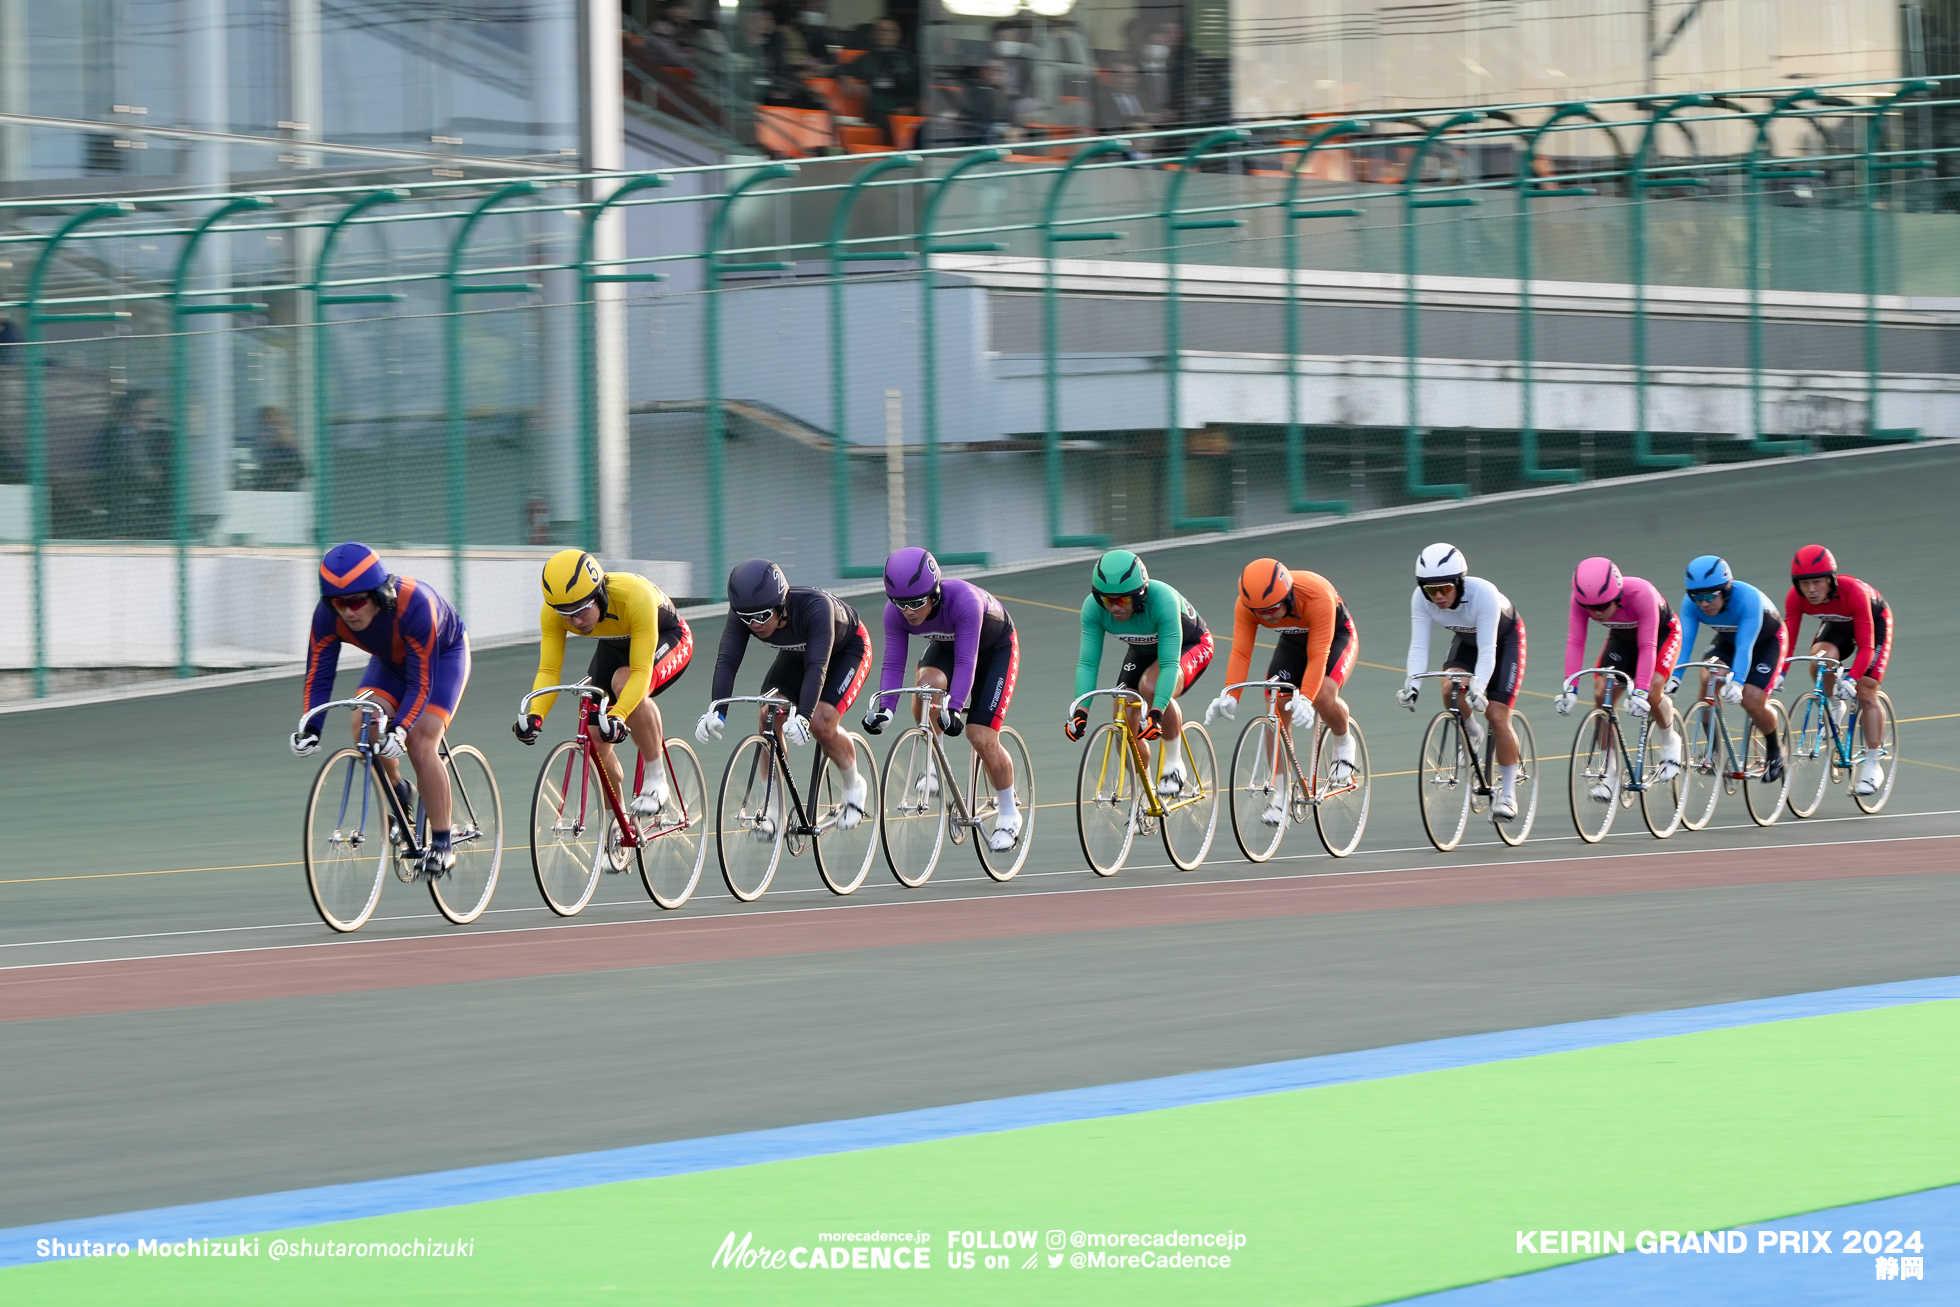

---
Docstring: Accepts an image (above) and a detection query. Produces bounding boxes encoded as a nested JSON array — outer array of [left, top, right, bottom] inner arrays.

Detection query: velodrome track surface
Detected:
[[3, 443, 1957, 1239]]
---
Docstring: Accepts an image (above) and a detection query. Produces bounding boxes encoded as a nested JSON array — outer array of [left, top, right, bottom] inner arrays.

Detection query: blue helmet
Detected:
[[883, 546, 942, 603], [319, 542, 389, 598], [1684, 555, 1733, 594]]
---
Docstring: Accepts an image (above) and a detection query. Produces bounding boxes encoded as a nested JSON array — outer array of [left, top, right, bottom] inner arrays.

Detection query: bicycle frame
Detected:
[[1558, 667, 1659, 794], [1068, 688, 1207, 820], [870, 685, 983, 838], [1220, 679, 1357, 808], [709, 695, 836, 840], [1674, 660, 1750, 780], [1784, 655, 1863, 769], [1407, 672, 1496, 797], [299, 695, 470, 862]]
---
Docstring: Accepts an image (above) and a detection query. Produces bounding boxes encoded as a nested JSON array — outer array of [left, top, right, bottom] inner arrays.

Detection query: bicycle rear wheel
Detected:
[[1638, 720, 1683, 839], [881, 728, 945, 888], [1077, 721, 1141, 876], [530, 740, 609, 917], [1228, 715, 1289, 864], [1160, 722, 1219, 872], [1312, 720, 1369, 858], [1567, 708, 1620, 845], [431, 744, 502, 924], [1417, 713, 1472, 852], [640, 740, 708, 909], [717, 736, 786, 902], [1783, 692, 1832, 819], [1493, 714, 1538, 846], [1853, 691, 1898, 814], [305, 748, 390, 932], [812, 734, 879, 895], [974, 726, 1036, 882], [1678, 702, 1722, 832], [1743, 698, 1791, 827]]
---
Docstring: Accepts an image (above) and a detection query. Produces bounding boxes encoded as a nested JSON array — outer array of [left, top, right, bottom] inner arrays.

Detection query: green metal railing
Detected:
[[3, 77, 1955, 695]]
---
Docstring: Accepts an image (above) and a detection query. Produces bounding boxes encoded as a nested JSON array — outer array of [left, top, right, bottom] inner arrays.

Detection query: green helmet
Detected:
[[1091, 549, 1149, 605]]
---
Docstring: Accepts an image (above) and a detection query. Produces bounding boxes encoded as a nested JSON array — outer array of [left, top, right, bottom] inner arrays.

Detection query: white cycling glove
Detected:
[[1719, 679, 1744, 706], [1396, 681, 1420, 711], [290, 731, 320, 757], [783, 714, 812, 747], [1627, 688, 1651, 719], [1663, 675, 1682, 697], [1286, 694, 1314, 730], [1553, 691, 1577, 717], [694, 711, 725, 743], [1833, 677, 1860, 702], [377, 725, 409, 760], [1203, 691, 1236, 725], [1465, 689, 1489, 714]]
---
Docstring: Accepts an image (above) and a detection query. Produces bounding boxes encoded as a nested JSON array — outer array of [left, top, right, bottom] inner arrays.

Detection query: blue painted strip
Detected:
[[5, 975, 1956, 1270], [1396, 1182, 1956, 1304]]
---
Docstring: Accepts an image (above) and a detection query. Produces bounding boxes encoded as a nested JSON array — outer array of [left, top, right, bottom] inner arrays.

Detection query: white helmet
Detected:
[[1415, 542, 1467, 584]]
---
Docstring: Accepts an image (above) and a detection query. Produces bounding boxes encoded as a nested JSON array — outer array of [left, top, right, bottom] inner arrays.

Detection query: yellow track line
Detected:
[[2, 861, 302, 887], [1895, 713, 1960, 724]]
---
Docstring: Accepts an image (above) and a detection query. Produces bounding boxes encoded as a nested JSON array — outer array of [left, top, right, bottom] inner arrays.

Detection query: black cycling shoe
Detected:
[[1762, 752, 1785, 784]]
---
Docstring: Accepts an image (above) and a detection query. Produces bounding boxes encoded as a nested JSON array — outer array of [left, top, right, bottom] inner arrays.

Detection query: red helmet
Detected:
[[1790, 545, 1837, 581]]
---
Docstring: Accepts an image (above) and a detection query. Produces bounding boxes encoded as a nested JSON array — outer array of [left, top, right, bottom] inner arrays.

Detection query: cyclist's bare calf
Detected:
[[355, 705, 452, 830], [913, 664, 1014, 791], [592, 665, 665, 793]]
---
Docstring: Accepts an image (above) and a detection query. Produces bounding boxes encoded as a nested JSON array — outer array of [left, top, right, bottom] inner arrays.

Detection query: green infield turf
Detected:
[[11, 998, 1959, 1306]]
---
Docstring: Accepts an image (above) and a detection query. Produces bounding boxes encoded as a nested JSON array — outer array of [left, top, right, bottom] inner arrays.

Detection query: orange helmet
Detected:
[[1240, 559, 1293, 612]]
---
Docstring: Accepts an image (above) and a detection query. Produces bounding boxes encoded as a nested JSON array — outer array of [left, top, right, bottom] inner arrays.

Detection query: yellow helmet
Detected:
[[542, 549, 606, 615]]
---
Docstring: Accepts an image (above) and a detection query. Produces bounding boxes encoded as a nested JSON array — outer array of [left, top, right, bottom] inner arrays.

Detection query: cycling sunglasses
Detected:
[[1251, 599, 1288, 619], [550, 598, 598, 618], [736, 607, 778, 626], [1098, 591, 1142, 610], [329, 592, 376, 613], [1687, 587, 1727, 602], [1420, 581, 1458, 598], [893, 595, 934, 612]]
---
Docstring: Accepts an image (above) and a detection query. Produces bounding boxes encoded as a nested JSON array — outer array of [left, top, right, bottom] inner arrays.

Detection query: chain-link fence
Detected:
[[4, 78, 1957, 696]]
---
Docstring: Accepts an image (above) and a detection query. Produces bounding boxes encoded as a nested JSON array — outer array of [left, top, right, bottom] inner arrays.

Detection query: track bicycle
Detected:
[[1673, 659, 1792, 830], [1220, 679, 1370, 861], [521, 682, 707, 915], [710, 695, 881, 901], [872, 685, 1036, 887], [1409, 672, 1539, 851], [1070, 688, 1219, 876], [1560, 667, 1682, 843], [299, 697, 503, 933], [1781, 655, 1898, 818]]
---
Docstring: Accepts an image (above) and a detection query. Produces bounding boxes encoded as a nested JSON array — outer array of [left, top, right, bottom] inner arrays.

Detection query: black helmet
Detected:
[[727, 558, 789, 614]]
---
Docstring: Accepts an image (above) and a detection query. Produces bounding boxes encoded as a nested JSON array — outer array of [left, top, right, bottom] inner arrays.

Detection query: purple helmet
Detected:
[[1572, 556, 1624, 608], [883, 547, 942, 603]]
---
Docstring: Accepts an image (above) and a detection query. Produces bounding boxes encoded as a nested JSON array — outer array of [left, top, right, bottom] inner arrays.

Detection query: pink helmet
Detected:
[[1572, 556, 1624, 608]]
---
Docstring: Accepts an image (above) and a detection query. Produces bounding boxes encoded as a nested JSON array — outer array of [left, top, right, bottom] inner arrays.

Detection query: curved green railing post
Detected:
[[579, 173, 669, 553], [1860, 80, 1933, 440], [1401, 112, 1482, 500], [23, 201, 134, 698], [1163, 127, 1248, 533], [1514, 104, 1603, 485], [1745, 87, 1822, 455], [827, 153, 920, 577], [172, 194, 276, 679], [917, 147, 1005, 565], [312, 188, 409, 551], [1626, 96, 1704, 469], [445, 178, 549, 616], [1281, 119, 1362, 515], [1040, 139, 1128, 549], [705, 163, 797, 589]]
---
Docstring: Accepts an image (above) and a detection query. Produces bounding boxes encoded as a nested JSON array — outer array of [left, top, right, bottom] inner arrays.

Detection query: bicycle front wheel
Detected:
[[974, 726, 1035, 882], [812, 734, 879, 895], [1312, 720, 1370, 859], [1077, 721, 1141, 876], [431, 744, 502, 924], [1160, 722, 1219, 872], [1853, 691, 1898, 814], [1567, 707, 1620, 845], [881, 728, 946, 888], [717, 736, 786, 902], [640, 740, 708, 909], [1783, 692, 1832, 819], [1743, 698, 1790, 827], [1493, 713, 1538, 846], [305, 748, 390, 932], [1638, 719, 1684, 839], [1417, 712, 1472, 852], [1678, 702, 1722, 832], [1228, 715, 1289, 864], [530, 740, 609, 917]]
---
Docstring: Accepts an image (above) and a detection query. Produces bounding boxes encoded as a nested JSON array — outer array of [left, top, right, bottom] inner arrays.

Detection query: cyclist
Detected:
[[1204, 558, 1361, 824], [1069, 549, 1214, 797], [292, 542, 470, 880], [1669, 555, 1787, 783], [696, 559, 873, 831], [1399, 543, 1528, 821], [513, 550, 694, 817], [1556, 557, 1684, 796], [862, 547, 1023, 851], [1784, 545, 1891, 796]]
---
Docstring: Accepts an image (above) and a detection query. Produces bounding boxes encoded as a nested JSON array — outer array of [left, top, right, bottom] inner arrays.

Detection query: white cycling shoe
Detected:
[[1261, 797, 1287, 827], [1589, 767, 1618, 804], [837, 772, 868, 831], [1656, 730, 1683, 782], [750, 813, 779, 842], [988, 809, 1022, 852], [1854, 759, 1885, 797], [1465, 718, 1486, 758], [1492, 791, 1519, 821], [916, 760, 940, 799], [1157, 757, 1188, 798], [629, 772, 670, 817]]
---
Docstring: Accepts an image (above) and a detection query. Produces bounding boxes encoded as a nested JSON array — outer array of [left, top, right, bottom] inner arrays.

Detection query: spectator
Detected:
[[744, 9, 824, 110], [103, 391, 170, 538], [1095, 57, 1154, 135], [642, 2, 698, 69], [1135, 20, 1188, 127], [844, 17, 919, 139], [245, 405, 306, 492], [786, 1, 840, 79], [958, 61, 1024, 147], [0, 314, 19, 361]]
